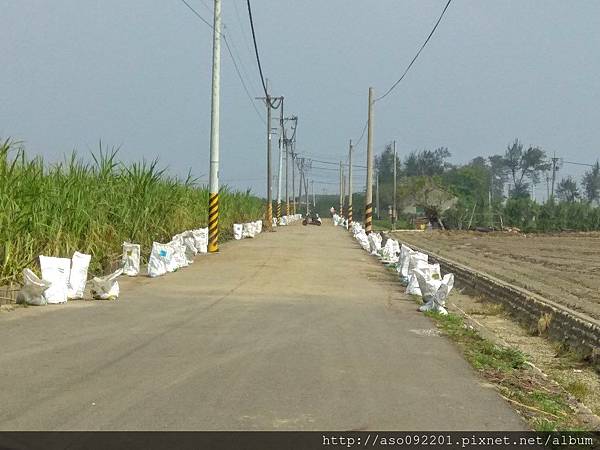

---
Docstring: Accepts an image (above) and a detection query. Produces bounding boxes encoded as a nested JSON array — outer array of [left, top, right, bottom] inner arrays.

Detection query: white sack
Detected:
[[355, 230, 371, 251], [148, 242, 172, 278], [380, 239, 400, 263], [233, 224, 243, 240], [39, 256, 71, 304], [192, 228, 208, 253], [418, 273, 454, 315], [169, 241, 188, 270], [16, 269, 51, 306], [368, 233, 383, 255], [68, 251, 91, 299], [407, 261, 440, 296], [90, 268, 123, 300], [122, 242, 141, 276], [182, 232, 197, 262], [242, 223, 256, 238], [256, 220, 263, 234]]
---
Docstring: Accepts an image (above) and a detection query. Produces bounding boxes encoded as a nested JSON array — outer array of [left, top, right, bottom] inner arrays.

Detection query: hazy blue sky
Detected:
[[2, 1, 599, 198]]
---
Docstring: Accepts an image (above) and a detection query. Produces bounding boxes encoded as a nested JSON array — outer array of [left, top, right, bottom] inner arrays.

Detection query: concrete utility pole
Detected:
[[312, 180, 315, 207], [365, 87, 374, 234], [339, 161, 343, 216], [291, 151, 296, 215], [265, 80, 273, 230], [276, 98, 284, 220], [284, 126, 289, 216], [376, 171, 380, 220], [550, 153, 560, 202], [207, 0, 221, 253], [304, 174, 309, 215], [392, 140, 397, 230], [348, 139, 353, 226]]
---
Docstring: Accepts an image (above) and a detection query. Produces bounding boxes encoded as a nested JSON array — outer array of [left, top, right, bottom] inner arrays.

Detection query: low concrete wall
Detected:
[[405, 242, 600, 370]]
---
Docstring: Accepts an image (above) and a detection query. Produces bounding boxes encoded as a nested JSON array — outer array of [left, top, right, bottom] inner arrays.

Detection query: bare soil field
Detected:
[[393, 231, 600, 321]]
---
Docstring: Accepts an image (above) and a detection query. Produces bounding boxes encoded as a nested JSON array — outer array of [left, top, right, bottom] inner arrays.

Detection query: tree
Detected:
[[375, 144, 401, 184], [404, 147, 452, 177], [503, 139, 550, 198], [556, 176, 580, 203], [582, 161, 600, 204]]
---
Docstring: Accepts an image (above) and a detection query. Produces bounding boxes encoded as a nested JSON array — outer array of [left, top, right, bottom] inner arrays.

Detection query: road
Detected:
[[0, 222, 526, 430]]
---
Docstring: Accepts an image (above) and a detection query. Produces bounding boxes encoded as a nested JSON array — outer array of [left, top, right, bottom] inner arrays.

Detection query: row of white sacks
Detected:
[[17, 214, 279, 306], [332, 214, 348, 228], [233, 214, 302, 240], [18, 254, 123, 306], [350, 222, 454, 315]]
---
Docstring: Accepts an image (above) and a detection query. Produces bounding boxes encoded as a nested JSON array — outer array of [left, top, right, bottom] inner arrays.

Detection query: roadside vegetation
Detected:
[[0, 139, 264, 285], [425, 310, 596, 431], [372, 139, 600, 231]]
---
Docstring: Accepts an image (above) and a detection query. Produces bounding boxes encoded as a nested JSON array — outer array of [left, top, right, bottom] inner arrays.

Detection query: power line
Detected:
[[246, 0, 276, 107], [375, 0, 453, 103], [355, 121, 368, 147], [178, 0, 265, 124]]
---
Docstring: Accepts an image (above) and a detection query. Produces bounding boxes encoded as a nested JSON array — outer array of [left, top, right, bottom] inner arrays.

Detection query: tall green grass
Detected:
[[0, 139, 264, 285]]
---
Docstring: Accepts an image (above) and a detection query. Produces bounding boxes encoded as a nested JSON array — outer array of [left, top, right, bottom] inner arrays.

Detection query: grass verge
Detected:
[[424, 310, 592, 431]]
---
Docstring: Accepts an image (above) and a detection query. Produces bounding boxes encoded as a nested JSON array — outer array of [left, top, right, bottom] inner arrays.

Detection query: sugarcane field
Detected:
[[2, 1, 600, 449]]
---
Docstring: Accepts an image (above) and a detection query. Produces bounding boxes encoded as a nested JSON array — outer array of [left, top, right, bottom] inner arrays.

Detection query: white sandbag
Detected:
[[39, 255, 71, 304], [368, 233, 382, 255], [272, 217, 277, 227], [147, 242, 172, 278], [380, 239, 400, 263], [278, 216, 287, 226], [256, 220, 263, 234], [182, 232, 197, 261], [169, 241, 188, 270], [90, 268, 123, 300], [242, 222, 256, 238], [122, 242, 141, 276], [67, 251, 91, 299], [407, 261, 440, 296], [16, 269, 51, 306], [397, 244, 415, 279], [418, 273, 454, 315], [233, 224, 243, 240], [355, 230, 370, 251], [192, 228, 208, 253]]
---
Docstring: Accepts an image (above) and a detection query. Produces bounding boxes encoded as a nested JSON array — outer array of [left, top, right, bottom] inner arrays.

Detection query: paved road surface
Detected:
[[0, 223, 526, 430]]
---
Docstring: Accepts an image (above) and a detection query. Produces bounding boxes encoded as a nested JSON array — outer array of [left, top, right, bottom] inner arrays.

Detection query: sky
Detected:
[[2, 0, 600, 199]]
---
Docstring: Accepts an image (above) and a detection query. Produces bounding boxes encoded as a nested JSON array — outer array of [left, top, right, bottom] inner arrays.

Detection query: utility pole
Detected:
[[265, 80, 273, 230], [207, 0, 221, 253], [291, 151, 296, 215], [365, 87, 374, 234], [339, 161, 343, 216], [276, 98, 284, 221], [284, 127, 289, 217], [312, 180, 315, 207], [304, 174, 309, 215], [376, 171, 380, 220], [550, 153, 559, 202], [348, 139, 353, 226], [392, 140, 397, 230]]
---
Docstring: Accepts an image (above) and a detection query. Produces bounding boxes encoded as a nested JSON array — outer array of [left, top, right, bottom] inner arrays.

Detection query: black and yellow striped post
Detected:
[[348, 139, 353, 228], [365, 203, 372, 234], [265, 201, 273, 231], [276, 201, 281, 221], [208, 192, 219, 252]]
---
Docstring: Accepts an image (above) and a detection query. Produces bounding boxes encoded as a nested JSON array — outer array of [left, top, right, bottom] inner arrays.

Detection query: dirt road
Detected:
[[393, 231, 600, 321], [0, 223, 525, 430]]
